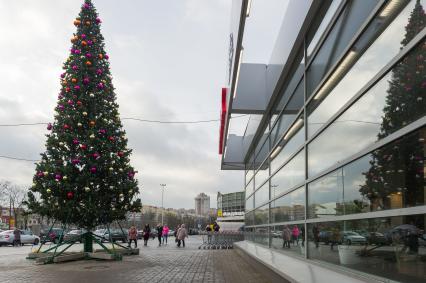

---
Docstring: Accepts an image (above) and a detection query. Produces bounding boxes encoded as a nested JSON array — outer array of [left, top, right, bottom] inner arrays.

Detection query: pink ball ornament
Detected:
[[67, 99, 74, 105], [83, 3, 90, 9], [74, 85, 80, 91], [81, 34, 86, 39], [72, 138, 79, 145], [96, 17, 102, 24], [104, 54, 109, 60], [72, 65, 78, 70], [93, 152, 100, 159], [85, 53, 92, 58], [90, 167, 97, 173], [87, 40, 93, 45], [58, 105, 65, 111], [96, 69, 103, 75], [83, 77, 90, 85], [47, 123, 53, 130], [97, 83, 104, 89], [98, 129, 106, 134], [60, 73, 65, 78], [72, 159, 80, 165], [37, 171, 44, 177], [55, 174, 62, 180], [75, 49, 81, 55]]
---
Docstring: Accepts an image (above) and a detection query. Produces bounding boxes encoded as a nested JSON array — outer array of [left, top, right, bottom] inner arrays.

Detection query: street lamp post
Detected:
[[160, 184, 166, 226]]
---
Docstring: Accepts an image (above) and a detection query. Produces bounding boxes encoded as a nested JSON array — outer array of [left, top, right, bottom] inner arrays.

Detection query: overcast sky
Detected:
[[0, 0, 288, 210]]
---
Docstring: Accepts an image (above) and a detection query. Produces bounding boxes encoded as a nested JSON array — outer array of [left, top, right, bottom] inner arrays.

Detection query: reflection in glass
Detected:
[[271, 187, 305, 223], [308, 36, 426, 177], [306, 0, 380, 100], [271, 224, 305, 256], [308, 214, 426, 283], [307, 0, 423, 137], [271, 150, 305, 198], [246, 194, 254, 211], [245, 211, 254, 226], [308, 169, 343, 218], [246, 178, 254, 195], [254, 227, 269, 246], [255, 182, 270, 208], [254, 204, 269, 225], [270, 125, 304, 174], [254, 159, 269, 189]]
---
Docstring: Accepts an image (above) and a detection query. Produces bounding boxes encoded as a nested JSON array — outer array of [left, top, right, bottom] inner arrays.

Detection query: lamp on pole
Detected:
[[160, 184, 166, 226]]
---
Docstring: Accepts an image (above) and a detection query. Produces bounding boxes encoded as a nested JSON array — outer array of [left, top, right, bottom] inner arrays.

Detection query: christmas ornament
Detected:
[[67, 192, 74, 199], [83, 112, 88, 116], [47, 188, 52, 194], [89, 134, 95, 139], [77, 122, 82, 127], [89, 93, 95, 98], [85, 187, 90, 192], [47, 123, 53, 130], [90, 167, 97, 173]]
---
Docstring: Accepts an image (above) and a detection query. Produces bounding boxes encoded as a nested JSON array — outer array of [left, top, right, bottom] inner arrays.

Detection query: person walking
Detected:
[[156, 224, 163, 246], [292, 225, 300, 246], [143, 224, 151, 246], [13, 228, 21, 247], [162, 224, 169, 245], [174, 225, 180, 244], [177, 224, 188, 248], [128, 226, 138, 248], [313, 225, 320, 248], [282, 225, 291, 248], [206, 225, 212, 244]]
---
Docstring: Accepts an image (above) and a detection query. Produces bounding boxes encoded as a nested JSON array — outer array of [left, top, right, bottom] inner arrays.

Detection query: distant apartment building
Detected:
[[194, 193, 210, 216]]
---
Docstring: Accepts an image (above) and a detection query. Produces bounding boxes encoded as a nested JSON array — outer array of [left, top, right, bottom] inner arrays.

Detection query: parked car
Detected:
[[343, 231, 367, 245], [101, 229, 128, 243], [356, 231, 388, 245], [40, 228, 65, 244], [0, 230, 40, 246], [64, 229, 85, 243], [319, 231, 332, 244]]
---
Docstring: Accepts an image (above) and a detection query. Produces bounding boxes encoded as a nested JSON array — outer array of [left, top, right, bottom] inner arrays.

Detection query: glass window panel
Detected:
[[254, 227, 269, 246], [245, 211, 254, 226], [271, 150, 305, 198], [271, 186, 305, 223], [308, 0, 425, 138], [246, 194, 254, 211], [270, 114, 297, 148], [254, 204, 269, 226], [271, 125, 305, 173], [308, 169, 344, 218], [308, 214, 426, 283], [271, 224, 305, 256], [308, 38, 426, 177], [255, 182, 270, 208], [255, 159, 269, 189], [246, 178, 254, 195], [343, 128, 426, 214], [306, 0, 380, 100], [271, 52, 304, 124], [306, 0, 343, 59]]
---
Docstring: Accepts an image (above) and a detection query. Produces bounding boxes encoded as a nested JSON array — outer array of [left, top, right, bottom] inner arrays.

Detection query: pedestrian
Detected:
[[174, 225, 180, 244], [177, 224, 188, 248], [13, 228, 21, 247], [143, 224, 151, 246], [156, 224, 163, 246], [300, 226, 305, 247], [292, 225, 300, 246], [128, 226, 138, 248], [162, 224, 169, 245], [213, 222, 220, 244], [282, 225, 291, 248], [213, 222, 220, 232], [206, 225, 212, 244]]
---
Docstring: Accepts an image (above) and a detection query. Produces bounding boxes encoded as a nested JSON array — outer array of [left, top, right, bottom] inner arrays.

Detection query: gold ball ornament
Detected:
[[84, 187, 90, 192], [89, 93, 95, 98], [46, 188, 51, 194], [83, 112, 88, 116], [89, 121, 96, 127], [89, 134, 95, 139], [77, 122, 82, 127], [63, 176, 67, 180], [109, 167, 114, 171], [73, 19, 81, 26]]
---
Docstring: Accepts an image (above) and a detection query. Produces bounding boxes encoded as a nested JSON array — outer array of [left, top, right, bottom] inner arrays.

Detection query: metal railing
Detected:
[[199, 231, 244, 249]]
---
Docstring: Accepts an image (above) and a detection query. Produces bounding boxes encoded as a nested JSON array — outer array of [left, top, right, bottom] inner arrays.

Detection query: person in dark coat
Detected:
[[156, 224, 163, 246], [13, 228, 21, 247], [143, 224, 151, 246]]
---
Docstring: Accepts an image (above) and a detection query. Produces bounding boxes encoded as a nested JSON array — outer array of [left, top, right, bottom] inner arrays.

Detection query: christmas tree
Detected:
[[359, 1, 425, 211], [26, 0, 141, 251]]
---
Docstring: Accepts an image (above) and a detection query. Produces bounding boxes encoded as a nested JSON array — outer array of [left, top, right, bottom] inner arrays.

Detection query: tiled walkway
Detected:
[[0, 236, 270, 283]]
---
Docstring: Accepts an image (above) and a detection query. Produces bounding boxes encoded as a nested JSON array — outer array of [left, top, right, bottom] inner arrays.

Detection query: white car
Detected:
[[343, 231, 367, 245], [0, 230, 40, 246]]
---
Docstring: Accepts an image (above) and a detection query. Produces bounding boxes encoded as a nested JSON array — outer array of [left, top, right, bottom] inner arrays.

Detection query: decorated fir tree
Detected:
[[27, 0, 141, 251], [359, 1, 425, 210]]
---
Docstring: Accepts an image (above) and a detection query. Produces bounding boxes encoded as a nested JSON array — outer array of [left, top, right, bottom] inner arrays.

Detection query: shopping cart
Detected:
[[199, 231, 244, 249]]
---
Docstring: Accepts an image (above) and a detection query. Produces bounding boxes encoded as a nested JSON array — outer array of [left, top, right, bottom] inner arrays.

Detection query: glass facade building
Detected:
[[221, 1, 426, 282]]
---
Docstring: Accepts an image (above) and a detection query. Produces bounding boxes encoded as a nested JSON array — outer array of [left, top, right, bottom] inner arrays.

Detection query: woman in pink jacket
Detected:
[[162, 224, 169, 245], [292, 225, 300, 246]]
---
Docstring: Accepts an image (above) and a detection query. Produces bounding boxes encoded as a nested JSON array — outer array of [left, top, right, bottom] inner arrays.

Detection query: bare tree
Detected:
[[0, 181, 27, 229]]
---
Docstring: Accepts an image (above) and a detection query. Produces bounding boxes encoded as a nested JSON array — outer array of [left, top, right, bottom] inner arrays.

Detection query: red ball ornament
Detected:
[[63, 124, 70, 130], [77, 101, 82, 106], [81, 41, 87, 47], [108, 136, 115, 141], [67, 192, 74, 199], [117, 151, 124, 157]]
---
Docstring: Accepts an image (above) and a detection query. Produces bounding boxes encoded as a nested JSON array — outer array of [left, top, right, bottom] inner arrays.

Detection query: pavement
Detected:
[[0, 236, 271, 283]]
